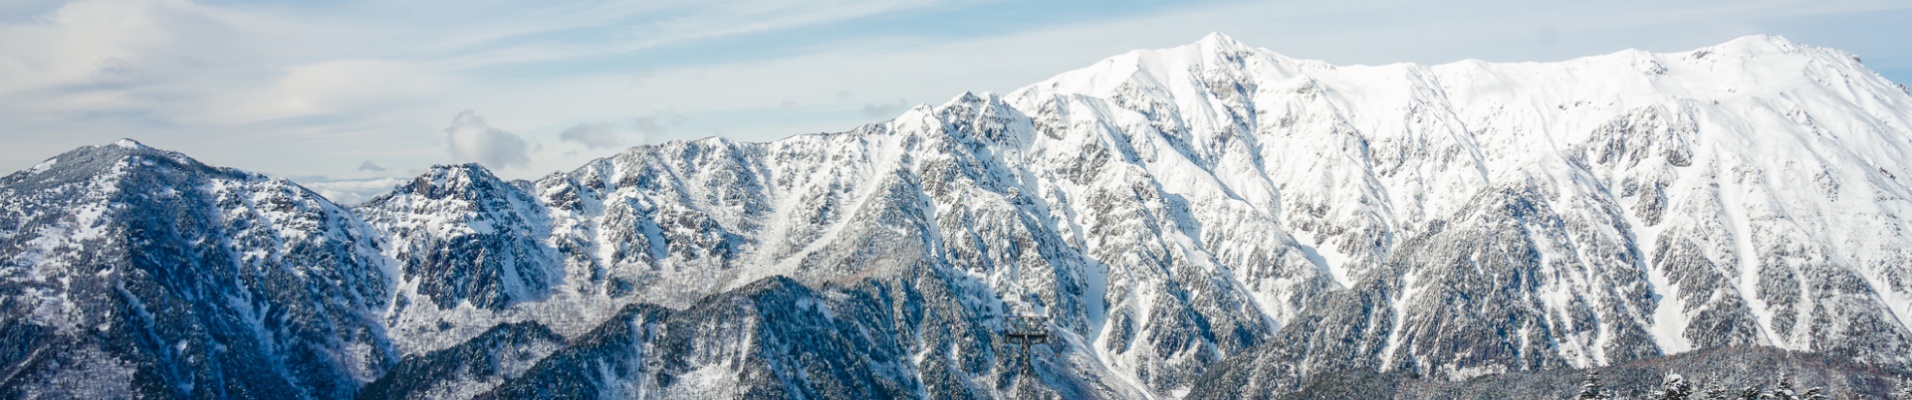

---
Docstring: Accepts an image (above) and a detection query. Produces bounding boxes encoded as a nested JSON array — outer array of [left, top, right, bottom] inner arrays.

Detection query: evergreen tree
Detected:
[[1699, 375, 1733, 400], [1576, 371, 1614, 400], [1893, 376, 1912, 400], [1770, 373, 1799, 400], [1701, 384, 1732, 400], [1738, 385, 1762, 400], [1798, 386, 1825, 400], [1650, 374, 1696, 400]]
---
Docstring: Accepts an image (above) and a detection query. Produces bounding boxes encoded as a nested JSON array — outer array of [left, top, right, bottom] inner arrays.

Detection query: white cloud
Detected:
[[445, 110, 531, 169], [559, 122, 619, 148], [0, 0, 181, 96], [621, 111, 688, 145], [0, 0, 966, 179], [198, 59, 449, 124], [615, 0, 948, 52], [860, 98, 911, 118]]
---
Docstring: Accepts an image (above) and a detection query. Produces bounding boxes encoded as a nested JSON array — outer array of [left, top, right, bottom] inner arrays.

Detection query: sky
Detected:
[[2, 0, 1910, 203]]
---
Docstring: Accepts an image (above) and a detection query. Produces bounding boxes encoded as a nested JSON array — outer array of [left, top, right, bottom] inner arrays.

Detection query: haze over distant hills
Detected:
[[4, 33, 1911, 399]]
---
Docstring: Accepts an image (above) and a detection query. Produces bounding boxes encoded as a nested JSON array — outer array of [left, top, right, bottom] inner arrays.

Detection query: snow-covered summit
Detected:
[[1023, 33, 1864, 97], [4, 138, 256, 191]]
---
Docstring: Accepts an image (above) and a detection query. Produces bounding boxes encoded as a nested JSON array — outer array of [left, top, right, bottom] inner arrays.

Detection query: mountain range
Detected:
[[3, 33, 1911, 399]]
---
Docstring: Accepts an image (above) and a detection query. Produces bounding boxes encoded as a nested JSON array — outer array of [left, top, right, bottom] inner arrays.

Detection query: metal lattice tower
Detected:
[[1004, 314, 1050, 376]]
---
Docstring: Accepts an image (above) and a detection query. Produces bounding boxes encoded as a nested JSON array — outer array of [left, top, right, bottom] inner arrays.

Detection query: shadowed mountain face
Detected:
[[0, 140, 395, 399], [7, 34, 1912, 399]]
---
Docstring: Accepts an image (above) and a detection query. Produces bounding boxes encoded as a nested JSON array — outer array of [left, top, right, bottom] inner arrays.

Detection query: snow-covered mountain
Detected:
[[0, 140, 396, 398], [5, 33, 1912, 399]]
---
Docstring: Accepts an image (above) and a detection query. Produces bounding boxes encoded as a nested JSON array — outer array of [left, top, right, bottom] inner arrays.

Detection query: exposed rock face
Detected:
[[355, 164, 572, 355], [362, 164, 559, 312], [6, 33, 1912, 399]]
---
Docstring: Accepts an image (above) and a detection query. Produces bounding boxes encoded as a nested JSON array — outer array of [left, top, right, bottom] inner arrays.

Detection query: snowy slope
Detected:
[[1061, 33, 1912, 393]]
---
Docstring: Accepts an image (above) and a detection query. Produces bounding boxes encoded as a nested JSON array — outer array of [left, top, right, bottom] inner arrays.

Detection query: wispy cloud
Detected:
[[445, 110, 531, 169], [559, 122, 619, 148], [631, 111, 687, 141], [860, 99, 911, 118], [0, 0, 1906, 182]]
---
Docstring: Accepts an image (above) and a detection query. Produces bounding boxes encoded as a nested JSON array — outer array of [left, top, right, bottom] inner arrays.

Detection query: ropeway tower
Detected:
[[1004, 314, 1050, 376]]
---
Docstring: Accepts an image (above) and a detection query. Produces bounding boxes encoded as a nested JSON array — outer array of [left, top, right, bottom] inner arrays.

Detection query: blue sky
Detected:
[[2, 0, 1909, 201]]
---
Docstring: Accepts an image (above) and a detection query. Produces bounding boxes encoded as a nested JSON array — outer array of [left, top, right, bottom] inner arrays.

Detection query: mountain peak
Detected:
[[427, 163, 494, 176], [1696, 34, 1805, 58], [85, 138, 182, 160], [942, 90, 1005, 109], [951, 90, 983, 104], [1723, 33, 1795, 47], [371, 162, 521, 203], [4, 138, 234, 185], [1195, 31, 1246, 48], [418, 163, 506, 188], [1182, 31, 1256, 61]]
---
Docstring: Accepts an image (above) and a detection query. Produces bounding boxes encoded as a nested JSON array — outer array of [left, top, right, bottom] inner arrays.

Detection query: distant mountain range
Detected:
[[4, 33, 1911, 399]]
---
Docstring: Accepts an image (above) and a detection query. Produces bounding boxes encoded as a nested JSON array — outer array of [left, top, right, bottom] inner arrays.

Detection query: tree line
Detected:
[[1571, 371, 1912, 400]]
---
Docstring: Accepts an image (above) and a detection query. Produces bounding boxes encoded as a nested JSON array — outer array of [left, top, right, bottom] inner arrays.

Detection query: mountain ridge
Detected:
[[4, 33, 1912, 398]]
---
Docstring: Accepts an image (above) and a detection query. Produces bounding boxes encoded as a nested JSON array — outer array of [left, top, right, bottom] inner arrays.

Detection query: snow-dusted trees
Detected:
[[1799, 386, 1827, 400], [1574, 371, 1614, 400], [1755, 372, 1830, 400], [1701, 383, 1732, 399], [1769, 373, 1800, 400], [1647, 374, 1695, 400], [1577, 371, 1848, 400]]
